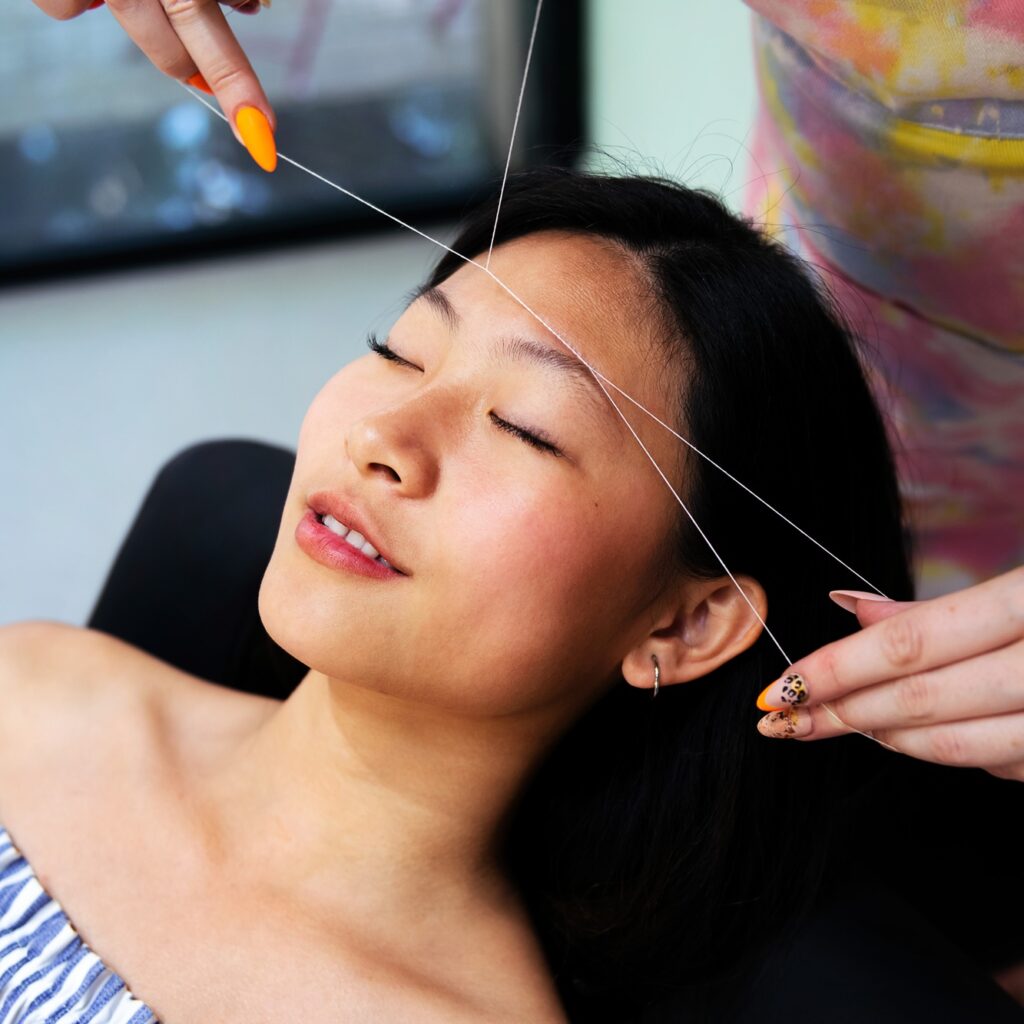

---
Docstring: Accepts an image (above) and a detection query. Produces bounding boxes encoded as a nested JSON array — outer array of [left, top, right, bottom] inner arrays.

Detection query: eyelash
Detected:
[[365, 333, 564, 458]]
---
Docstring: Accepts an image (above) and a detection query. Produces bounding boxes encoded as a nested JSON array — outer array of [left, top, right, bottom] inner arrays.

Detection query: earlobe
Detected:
[[621, 575, 766, 692]]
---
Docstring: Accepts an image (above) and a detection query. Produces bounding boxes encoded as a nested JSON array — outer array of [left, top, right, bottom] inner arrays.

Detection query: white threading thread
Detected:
[[195, 12, 884, 601], [179, 85, 890, 749], [485, 0, 544, 271], [472, 285, 887, 771], [821, 702, 900, 751]]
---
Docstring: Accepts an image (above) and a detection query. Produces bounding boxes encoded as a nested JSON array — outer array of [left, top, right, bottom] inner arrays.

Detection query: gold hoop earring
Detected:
[[651, 653, 660, 698]]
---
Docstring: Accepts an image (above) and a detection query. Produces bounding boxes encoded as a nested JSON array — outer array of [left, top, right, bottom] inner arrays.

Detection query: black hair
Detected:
[[423, 167, 914, 1022]]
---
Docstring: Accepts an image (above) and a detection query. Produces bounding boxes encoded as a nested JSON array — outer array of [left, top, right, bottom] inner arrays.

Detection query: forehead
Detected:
[[427, 230, 678, 419]]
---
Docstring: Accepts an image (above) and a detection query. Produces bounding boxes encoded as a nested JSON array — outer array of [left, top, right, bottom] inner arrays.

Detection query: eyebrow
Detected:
[[414, 285, 614, 430]]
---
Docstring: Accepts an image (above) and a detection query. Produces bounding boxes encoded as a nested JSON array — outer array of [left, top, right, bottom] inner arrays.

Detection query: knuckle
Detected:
[[880, 616, 924, 670], [895, 673, 935, 724], [203, 61, 248, 92], [162, 0, 208, 19], [928, 727, 972, 767]]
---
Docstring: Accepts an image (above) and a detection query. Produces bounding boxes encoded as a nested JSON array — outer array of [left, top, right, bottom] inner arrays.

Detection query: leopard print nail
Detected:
[[779, 673, 808, 706], [758, 709, 802, 738]]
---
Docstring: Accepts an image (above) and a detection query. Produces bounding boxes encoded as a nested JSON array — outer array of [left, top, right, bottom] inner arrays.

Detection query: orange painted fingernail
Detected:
[[185, 72, 213, 95], [756, 672, 809, 712], [235, 106, 277, 172], [756, 682, 785, 712]]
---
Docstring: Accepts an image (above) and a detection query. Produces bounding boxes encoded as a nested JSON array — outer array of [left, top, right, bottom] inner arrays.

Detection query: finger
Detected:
[[757, 702, 854, 741], [757, 567, 1024, 710], [105, 0, 198, 84], [855, 597, 913, 628], [829, 588, 907, 627], [156, 0, 277, 169], [987, 762, 1024, 783], [796, 638, 1024, 738], [872, 710, 1024, 768], [31, 0, 106, 19]]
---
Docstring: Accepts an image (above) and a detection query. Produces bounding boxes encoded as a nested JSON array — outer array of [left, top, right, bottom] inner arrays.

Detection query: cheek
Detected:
[[297, 363, 379, 447], [443, 471, 639, 629]]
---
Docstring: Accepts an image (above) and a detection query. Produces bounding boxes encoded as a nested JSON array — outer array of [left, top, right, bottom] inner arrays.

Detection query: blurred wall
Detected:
[[587, 1, 757, 192], [0, 1, 758, 626]]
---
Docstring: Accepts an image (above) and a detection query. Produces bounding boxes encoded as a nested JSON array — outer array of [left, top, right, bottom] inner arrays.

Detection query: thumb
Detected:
[[829, 589, 915, 628]]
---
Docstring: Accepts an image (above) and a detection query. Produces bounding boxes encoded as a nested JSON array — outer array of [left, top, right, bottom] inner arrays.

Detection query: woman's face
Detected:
[[260, 230, 687, 717]]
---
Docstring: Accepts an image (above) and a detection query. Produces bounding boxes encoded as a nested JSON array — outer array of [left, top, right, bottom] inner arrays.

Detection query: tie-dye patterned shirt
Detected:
[[741, 0, 1024, 598]]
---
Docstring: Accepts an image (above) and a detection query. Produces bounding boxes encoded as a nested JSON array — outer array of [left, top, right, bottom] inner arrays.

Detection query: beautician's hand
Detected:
[[30, 0, 277, 172], [754, 567, 1024, 782]]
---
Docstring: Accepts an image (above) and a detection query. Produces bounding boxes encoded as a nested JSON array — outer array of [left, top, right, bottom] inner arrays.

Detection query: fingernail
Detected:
[[185, 72, 213, 95], [756, 672, 809, 712], [828, 589, 892, 614], [235, 106, 277, 172], [87, 0, 105, 9], [757, 708, 812, 739]]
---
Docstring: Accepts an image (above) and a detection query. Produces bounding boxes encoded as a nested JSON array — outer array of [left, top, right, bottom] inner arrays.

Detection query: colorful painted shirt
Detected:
[[742, 0, 1024, 598]]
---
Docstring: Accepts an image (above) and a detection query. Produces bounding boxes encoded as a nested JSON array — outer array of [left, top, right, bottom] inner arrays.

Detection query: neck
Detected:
[[189, 670, 571, 933]]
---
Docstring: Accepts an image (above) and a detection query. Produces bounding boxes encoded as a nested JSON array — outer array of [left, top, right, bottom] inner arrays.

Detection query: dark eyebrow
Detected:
[[417, 284, 461, 331], [414, 285, 614, 431]]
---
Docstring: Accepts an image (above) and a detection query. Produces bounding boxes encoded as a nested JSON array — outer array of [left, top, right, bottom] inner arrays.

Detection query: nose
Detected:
[[344, 384, 464, 496]]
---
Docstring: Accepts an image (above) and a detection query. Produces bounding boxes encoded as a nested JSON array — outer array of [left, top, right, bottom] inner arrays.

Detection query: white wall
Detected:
[[0, 233, 442, 625], [587, 1, 757, 195], [0, 1, 758, 626]]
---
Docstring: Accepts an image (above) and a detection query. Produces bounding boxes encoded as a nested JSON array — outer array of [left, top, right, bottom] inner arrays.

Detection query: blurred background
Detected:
[[0, 0, 756, 625]]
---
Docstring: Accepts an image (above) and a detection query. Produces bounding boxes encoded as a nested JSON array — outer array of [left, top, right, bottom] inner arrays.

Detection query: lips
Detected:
[[305, 490, 407, 575]]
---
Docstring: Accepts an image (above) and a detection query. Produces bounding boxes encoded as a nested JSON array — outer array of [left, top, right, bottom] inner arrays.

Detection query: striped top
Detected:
[[0, 825, 159, 1023]]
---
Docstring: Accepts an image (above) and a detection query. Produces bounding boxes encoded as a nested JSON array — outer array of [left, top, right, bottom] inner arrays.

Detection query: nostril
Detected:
[[370, 463, 401, 483]]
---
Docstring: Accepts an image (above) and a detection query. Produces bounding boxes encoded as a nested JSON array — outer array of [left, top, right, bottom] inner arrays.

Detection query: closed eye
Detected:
[[365, 332, 564, 458], [489, 413, 563, 457], [366, 332, 420, 370]]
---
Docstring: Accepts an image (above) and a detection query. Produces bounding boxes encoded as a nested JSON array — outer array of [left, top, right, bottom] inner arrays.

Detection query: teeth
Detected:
[[360, 540, 382, 560], [322, 514, 349, 538], [322, 514, 386, 565]]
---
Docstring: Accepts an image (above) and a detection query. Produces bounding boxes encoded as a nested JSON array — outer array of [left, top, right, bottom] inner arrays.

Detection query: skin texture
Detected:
[[30, 0, 1022, 793], [0, 232, 767, 1020], [194, 230, 767, 935]]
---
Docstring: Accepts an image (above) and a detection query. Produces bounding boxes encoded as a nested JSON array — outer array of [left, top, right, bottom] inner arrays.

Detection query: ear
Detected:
[[621, 575, 767, 693]]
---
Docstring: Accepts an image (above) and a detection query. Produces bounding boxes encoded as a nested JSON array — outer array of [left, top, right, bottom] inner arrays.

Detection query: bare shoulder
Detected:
[[0, 619, 276, 782], [0, 620, 155, 774], [0, 619, 126, 715], [0, 617, 142, 676]]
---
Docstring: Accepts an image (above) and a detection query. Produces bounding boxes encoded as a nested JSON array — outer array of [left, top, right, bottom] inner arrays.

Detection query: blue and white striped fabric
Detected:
[[0, 825, 159, 1023]]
